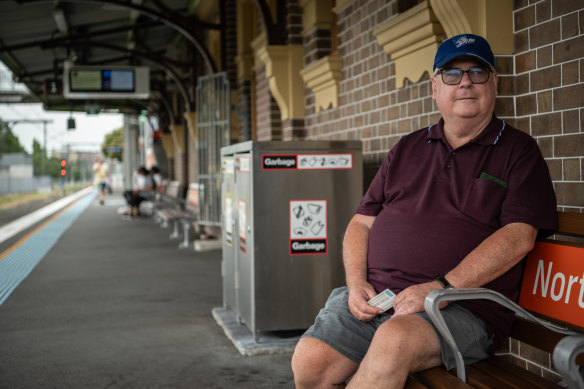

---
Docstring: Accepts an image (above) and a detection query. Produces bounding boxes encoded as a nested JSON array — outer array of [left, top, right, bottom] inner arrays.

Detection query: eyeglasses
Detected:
[[436, 67, 491, 85]]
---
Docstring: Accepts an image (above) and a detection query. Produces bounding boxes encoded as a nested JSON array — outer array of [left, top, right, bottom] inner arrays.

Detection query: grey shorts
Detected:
[[302, 286, 493, 370]]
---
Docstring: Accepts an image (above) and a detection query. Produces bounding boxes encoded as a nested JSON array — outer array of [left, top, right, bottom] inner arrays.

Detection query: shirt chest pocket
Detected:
[[460, 173, 507, 228]]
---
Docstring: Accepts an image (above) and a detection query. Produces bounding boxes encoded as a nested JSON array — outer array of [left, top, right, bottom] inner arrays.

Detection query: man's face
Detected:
[[432, 58, 498, 122]]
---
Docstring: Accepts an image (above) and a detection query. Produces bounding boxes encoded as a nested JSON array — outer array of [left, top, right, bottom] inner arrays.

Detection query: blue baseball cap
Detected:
[[433, 34, 495, 73]]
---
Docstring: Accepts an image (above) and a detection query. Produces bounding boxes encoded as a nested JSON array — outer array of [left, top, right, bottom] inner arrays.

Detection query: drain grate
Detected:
[[0, 192, 96, 306]]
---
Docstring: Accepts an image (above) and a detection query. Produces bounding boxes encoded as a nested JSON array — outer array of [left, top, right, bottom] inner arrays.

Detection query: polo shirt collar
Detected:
[[427, 116, 506, 146]]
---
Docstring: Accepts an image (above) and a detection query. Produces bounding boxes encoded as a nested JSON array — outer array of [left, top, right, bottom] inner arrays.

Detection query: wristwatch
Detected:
[[435, 274, 454, 289]]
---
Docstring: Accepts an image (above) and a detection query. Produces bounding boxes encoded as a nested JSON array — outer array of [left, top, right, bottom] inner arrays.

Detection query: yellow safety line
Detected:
[[0, 200, 80, 261]]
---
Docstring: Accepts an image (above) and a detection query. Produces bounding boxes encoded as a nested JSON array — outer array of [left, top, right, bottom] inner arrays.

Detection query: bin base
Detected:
[[194, 239, 222, 252], [212, 307, 302, 356]]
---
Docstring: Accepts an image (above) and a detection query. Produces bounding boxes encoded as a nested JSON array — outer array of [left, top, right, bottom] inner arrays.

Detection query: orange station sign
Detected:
[[519, 242, 584, 328]]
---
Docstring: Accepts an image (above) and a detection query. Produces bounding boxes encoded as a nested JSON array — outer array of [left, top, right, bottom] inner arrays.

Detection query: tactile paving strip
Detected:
[[0, 192, 96, 306]]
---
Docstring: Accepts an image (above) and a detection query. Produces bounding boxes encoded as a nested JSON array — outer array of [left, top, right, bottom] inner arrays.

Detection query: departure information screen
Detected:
[[69, 69, 135, 92]]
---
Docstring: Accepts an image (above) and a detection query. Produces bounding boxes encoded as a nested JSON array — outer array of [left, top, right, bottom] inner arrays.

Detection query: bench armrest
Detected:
[[424, 288, 580, 383], [553, 335, 584, 389]]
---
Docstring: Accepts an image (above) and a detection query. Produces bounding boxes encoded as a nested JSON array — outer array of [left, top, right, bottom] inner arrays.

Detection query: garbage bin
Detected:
[[221, 140, 362, 338]]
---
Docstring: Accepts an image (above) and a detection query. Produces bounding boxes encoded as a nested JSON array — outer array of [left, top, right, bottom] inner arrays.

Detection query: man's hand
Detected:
[[347, 281, 383, 321], [393, 281, 446, 316]]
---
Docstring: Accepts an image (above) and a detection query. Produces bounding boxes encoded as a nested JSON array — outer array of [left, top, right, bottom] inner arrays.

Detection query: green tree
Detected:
[[102, 127, 123, 160], [32, 139, 44, 174], [32, 139, 61, 177], [0, 119, 26, 155]]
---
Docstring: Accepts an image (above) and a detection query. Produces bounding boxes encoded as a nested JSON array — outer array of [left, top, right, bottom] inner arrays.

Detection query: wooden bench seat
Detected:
[[406, 211, 584, 389]]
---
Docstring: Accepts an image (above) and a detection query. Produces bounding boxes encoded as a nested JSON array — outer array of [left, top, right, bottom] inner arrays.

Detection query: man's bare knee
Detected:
[[292, 337, 358, 388], [348, 315, 442, 388], [370, 315, 441, 371]]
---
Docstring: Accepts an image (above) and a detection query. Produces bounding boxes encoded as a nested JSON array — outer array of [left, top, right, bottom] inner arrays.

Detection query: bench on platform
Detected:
[[406, 211, 584, 389], [156, 182, 198, 244], [177, 183, 200, 249], [141, 180, 181, 218]]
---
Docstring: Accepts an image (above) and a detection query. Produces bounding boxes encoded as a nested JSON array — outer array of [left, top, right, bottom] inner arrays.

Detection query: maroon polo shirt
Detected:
[[355, 116, 557, 349]]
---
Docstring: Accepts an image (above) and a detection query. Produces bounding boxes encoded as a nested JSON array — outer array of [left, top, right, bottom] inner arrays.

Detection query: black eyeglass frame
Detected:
[[435, 67, 492, 85]]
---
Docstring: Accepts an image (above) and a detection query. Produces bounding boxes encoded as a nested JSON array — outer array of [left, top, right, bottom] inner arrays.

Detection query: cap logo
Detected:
[[455, 36, 475, 48]]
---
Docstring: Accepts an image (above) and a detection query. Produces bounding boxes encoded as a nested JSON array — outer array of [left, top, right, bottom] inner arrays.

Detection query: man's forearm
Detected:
[[343, 214, 375, 288], [446, 222, 538, 288], [393, 222, 539, 316]]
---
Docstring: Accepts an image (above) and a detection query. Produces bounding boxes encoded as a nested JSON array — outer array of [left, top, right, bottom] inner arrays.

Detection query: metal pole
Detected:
[[42, 121, 47, 174]]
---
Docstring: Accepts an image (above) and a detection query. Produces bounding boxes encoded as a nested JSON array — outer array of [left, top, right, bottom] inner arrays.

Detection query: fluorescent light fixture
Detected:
[[52, 9, 68, 33]]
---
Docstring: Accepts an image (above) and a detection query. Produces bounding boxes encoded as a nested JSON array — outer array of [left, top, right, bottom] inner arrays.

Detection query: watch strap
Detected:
[[435, 274, 454, 289]]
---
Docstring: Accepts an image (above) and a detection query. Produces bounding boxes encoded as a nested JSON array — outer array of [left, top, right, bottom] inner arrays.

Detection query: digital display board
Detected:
[[64, 63, 149, 99], [69, 69, 135, 92]]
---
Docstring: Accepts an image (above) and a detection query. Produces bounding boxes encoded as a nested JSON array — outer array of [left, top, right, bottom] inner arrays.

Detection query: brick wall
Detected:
[[513, 0, 584, 212], [224, 0, 238, 88], [304, 29, 332, 65], [306, 0, 437, 179], [287, 0, 304, 45], [237, 79, 252, 141], [254, 63, 282, 140], [495, 0, 584, 381], [303, 0, 583, 214]]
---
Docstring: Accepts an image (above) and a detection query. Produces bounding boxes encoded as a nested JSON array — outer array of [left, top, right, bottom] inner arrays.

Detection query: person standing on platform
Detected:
[[92, 156, 109, 205]]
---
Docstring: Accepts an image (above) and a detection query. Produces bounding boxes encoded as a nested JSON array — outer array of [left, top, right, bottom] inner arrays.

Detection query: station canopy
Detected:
[[0, 0, 218, 115]]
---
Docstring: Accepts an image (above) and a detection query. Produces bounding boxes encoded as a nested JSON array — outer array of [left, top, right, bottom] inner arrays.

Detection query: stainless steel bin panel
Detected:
[[221, 141, 362, 334], [220, 156, 237, 312], [235, 153, 253, 328], [251, 156, 362, 332]]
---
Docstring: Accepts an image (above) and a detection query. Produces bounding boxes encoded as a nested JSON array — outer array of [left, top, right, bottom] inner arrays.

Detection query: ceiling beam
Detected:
[[0, 19, 163, 53], [16, 0, 217, 74]]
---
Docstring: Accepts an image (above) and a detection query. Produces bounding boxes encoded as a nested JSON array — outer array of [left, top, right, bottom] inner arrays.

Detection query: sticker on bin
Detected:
[[290, 199, 327, 255], [367, 289, 396, 312], [262, 153, 353, 170], [297, 154, 353, 169]]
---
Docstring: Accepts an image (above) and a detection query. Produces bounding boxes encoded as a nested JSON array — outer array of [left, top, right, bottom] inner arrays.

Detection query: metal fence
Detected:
[[196, 72, 231, 226], [0, 176, 52, 195]]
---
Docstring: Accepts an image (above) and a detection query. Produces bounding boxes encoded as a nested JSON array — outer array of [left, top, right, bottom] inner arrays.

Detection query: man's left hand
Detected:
[[393, 281, 446, 316]]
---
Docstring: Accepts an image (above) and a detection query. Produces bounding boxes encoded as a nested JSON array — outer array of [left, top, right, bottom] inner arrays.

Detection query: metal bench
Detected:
[[178, 183, 200, 249], [156, 183, 198, 243], [140, 180, 181, 219]]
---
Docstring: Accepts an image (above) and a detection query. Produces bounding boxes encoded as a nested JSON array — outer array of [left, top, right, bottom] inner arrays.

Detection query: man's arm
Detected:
[[393, 222, 538, 316], [343, 213, 383, 321]]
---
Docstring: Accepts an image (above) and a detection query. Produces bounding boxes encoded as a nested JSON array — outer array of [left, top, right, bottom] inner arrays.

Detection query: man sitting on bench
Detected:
[[292, 34, 558, 388]]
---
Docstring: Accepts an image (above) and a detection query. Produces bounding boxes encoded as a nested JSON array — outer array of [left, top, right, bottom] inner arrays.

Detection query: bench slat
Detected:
[[510, 317, 565, 355], [464, 363, 518, 389], [557, 211, 584, 238], [413, 367, 475, 389], [511, 317, 584, 365], [473, 357, 561, 389], [405, 377, 432, 388]]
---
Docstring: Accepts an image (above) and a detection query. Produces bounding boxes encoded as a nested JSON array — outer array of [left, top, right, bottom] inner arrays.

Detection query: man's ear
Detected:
[[493, 72, 498, 96], [431, 76, 437, 99]]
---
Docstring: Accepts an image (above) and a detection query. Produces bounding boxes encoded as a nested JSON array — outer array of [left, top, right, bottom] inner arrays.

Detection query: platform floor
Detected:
[[0, 190, 296, 389]]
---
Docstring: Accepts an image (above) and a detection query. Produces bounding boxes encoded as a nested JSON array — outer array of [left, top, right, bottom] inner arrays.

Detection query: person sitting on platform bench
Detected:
[[291, 34, 558, 389]]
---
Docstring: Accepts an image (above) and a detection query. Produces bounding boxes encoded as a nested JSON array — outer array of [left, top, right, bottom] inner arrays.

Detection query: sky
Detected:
[[0, 62, 124, 156], [0, 104, 124, 155]]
